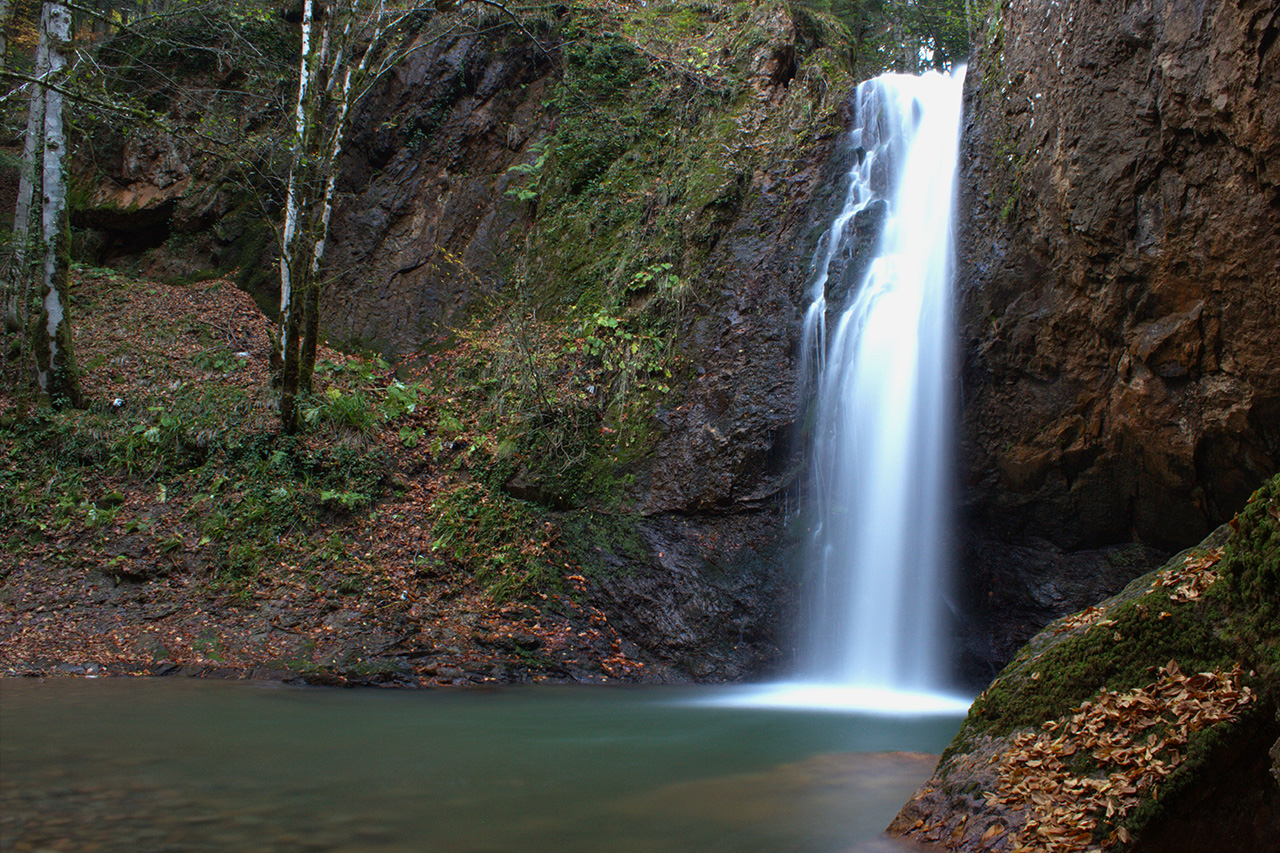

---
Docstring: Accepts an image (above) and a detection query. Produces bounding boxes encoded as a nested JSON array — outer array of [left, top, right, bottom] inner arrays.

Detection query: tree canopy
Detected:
[[794, 0, 970, 75]]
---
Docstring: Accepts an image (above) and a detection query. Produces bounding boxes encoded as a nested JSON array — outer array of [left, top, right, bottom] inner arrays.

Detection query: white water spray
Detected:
[[700, 69, 970, 715], [696, 71, 962, 712], [797, 69, 966, 699]]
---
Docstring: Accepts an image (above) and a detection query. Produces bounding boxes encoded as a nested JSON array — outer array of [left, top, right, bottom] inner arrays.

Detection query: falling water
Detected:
[[693, 69, 970, 715], [794, 69, 967, 706]]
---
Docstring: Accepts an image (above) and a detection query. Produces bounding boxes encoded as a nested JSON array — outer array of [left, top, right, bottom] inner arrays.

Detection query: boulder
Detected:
[[891, 474, 1280, 851]]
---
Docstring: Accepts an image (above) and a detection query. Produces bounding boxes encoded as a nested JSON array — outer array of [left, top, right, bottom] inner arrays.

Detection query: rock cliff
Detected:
[[954, 0, 1280, 678], [58, 0, 1279, 684], [320, 26, 556, 351]]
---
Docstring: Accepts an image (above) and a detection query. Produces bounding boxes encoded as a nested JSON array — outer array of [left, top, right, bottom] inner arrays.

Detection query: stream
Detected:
[[1, 678, 962, 852]]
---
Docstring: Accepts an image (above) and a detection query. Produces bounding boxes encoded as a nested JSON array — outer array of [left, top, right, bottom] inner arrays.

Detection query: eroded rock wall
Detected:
[[322, 29, 557, 351], [603, 134, 857, 679], [956, 0, 1280, 676]]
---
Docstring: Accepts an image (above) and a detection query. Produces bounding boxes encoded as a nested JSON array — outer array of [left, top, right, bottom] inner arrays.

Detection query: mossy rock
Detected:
[[891, 473, 1280, 852], [1221, 473, 1280, 650]]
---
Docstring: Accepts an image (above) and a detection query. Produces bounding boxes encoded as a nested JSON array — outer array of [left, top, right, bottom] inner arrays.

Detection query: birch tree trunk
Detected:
[[277, 0, 490, 430], [278, 0, 367, 432], [277, 0, 316, 432], [30, 0, 82, 407], [3, 0, 51, 337], [0, 0, 11, 77]]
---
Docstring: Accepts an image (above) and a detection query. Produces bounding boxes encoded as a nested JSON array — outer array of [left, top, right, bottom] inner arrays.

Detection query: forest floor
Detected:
[[0, 269, 650, 686]]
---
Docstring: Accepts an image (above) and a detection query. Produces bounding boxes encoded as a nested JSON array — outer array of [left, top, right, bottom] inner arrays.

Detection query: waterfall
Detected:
[[797, 69, 966, 698], [701, 69, 970, 714]]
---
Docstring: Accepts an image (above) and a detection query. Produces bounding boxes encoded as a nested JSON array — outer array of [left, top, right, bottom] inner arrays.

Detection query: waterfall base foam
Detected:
[[695, 683, 972, 716]]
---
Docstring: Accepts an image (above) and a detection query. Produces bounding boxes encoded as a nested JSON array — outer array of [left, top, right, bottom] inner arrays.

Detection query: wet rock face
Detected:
[[587, 511, 798, 681], [323, 31, 557, 353], [955, 538, 1166, 684], [956, 0, 1280, 669], [613, 137, 853, 677], [638, 141, 845, 518]]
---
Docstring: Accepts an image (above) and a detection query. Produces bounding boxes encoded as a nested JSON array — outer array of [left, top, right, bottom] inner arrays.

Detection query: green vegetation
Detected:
[[0, 376, 387, 589], [0, 272, 422, 604], [6, 1, 857, 607], [413, 306, 642, 596], [428, 481, 558, 601], [1220, 474, 1280, 681], [789, 0, 970, 75], [965, 588, 1231, 738], [380, 1, 856, 594]]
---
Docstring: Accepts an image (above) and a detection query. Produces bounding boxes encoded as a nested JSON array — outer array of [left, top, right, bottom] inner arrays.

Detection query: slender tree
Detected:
[[6, 0, 82, 405], [31, 0, 81, 405], [0, 0, 11, 75], [277, 0, 437, 431], [2, 0, 46, 338]]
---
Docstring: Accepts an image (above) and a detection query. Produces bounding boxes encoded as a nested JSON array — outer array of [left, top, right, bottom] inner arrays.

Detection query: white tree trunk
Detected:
[[312, 65, 354, 277], [4, 8, 49, 331], [32, 0, 80, 405], [279, 0, 314, 350], [40, 2, 69, 332], [0, 0, 12, 76], [278, 0, 415, 430]]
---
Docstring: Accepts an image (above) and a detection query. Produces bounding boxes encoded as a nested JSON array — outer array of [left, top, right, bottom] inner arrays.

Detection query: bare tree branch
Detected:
[[0, 68, 167, 123]]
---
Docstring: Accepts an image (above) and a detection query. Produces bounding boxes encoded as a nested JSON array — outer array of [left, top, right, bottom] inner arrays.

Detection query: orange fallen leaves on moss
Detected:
[[984, 660, 1252, 852], [1153, 548, 1223, 603]]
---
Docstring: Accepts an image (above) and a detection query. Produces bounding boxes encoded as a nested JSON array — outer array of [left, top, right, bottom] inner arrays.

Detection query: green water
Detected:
[[0, 679, 961, 852]]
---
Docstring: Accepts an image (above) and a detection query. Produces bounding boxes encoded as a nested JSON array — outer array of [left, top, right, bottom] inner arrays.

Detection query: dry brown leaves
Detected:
[[984, 660, 1252, 852], [1151, 548, 1222, 603], [1052, 605, 1115, 635], [1046, 548, 1220, 643]]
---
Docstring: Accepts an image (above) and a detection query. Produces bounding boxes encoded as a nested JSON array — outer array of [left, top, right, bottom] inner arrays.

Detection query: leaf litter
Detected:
[[0, 271, 650, 686]]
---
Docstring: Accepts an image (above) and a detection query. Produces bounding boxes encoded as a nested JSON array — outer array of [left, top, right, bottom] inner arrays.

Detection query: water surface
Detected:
[[1, 679, 960, 852]]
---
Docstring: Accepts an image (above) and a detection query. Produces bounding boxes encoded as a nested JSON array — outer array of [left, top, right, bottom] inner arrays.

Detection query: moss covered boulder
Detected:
[[889, 474, 1280, 852]]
